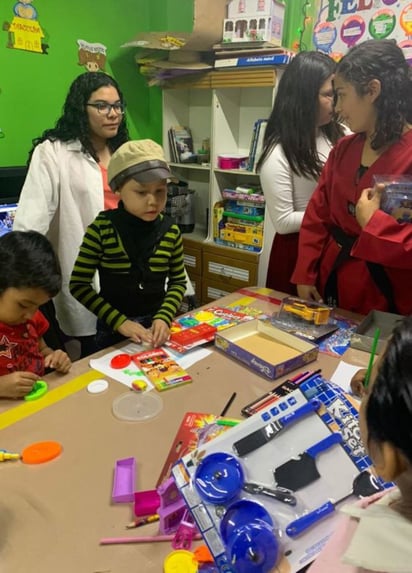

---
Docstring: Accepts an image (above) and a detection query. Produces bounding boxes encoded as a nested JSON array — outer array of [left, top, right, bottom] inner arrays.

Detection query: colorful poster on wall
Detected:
[[77, 39, 107, 71], [3, 1, 48, 54], [313, 0, 412, 63]]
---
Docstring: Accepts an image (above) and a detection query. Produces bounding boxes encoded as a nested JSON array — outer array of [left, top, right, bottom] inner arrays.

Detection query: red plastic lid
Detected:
[[22, 441, 62, 464], [110, 353, 132, 369]]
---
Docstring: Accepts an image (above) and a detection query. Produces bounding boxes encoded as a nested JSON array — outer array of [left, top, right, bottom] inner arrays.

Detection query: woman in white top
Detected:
[[257, 51, 347, 295], [14, 72, 129, 356]]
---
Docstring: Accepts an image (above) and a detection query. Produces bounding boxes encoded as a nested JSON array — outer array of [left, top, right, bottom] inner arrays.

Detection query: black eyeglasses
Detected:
[[86, 102, 125, 115]]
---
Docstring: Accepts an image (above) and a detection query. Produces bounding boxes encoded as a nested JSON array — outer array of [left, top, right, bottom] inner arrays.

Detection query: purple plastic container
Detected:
[[112, 457, 136, 503]]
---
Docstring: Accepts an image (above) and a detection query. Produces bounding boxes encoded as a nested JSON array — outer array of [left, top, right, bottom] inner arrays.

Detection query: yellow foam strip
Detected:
[[227, 296, 256, 307], [0, 370, 104, 430]]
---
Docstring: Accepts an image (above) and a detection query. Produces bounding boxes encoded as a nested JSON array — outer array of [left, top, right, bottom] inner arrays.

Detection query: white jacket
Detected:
[[14, 139, 103, 337]]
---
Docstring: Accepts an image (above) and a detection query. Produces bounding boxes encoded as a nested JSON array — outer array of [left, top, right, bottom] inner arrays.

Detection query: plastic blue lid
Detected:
[[226, 522, 279, 573], [194, 452, 244, 504], [220, 499, 273, 543]]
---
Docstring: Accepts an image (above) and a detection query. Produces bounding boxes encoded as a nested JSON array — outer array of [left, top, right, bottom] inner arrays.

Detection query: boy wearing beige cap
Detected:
[[69, 139, 187, 349]]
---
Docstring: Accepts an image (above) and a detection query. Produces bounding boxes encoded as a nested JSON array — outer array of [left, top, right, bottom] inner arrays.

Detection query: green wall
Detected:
[[0, 0, 190, 167], [0, 0, 307, 168], [283, 0, 315, 52]]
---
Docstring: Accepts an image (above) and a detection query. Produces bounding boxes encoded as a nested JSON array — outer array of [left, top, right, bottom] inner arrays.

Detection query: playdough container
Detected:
[[217, 154, 248, 170]]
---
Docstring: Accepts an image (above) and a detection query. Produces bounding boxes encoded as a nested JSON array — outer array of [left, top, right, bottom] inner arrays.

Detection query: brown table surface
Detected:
[[0, 288, 369, 573]]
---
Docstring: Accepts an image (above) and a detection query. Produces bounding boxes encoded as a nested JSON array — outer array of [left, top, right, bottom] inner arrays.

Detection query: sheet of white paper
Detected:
[[330, 360, 363, 394], [89, 343, 211, 389], [167, 347, 212, 369], [89, 343, 154, 390]]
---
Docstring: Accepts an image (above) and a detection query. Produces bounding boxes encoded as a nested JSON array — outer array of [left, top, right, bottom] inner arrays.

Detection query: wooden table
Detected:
[[0, 288, 368, 573]]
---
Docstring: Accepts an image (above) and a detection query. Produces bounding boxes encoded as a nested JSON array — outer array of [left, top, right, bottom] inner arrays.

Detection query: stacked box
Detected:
[[213, 191, 265, 252]]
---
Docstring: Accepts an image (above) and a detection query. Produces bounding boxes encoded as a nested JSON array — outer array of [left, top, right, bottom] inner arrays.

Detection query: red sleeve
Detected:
[[352, 210, 412, 269], [290, 148, 335, 285], [30, 310, 50, 338]]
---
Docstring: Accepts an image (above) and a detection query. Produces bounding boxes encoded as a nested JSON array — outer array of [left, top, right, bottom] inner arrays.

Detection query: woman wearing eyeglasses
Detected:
[[14, 72, 129, 356]]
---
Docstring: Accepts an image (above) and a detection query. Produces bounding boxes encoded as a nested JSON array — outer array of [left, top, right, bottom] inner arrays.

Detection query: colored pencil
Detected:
[[126, 514, 159, 529], [241, 371, 308, 413], [216, 418, 240, 427], [252, 372, 321, 414], [241, 369, 322, 416], [294, 369, 322, 386], [100, 533, 202, 545], [220, 392, 237, 417], [364, 328, 380, 389]]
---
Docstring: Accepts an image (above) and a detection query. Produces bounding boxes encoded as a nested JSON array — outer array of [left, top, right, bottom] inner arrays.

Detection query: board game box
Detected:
[[166, 306, 255, 353]]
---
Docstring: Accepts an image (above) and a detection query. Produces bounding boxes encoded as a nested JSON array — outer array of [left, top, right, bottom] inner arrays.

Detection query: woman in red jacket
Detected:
[[292, 39, 412, 315]]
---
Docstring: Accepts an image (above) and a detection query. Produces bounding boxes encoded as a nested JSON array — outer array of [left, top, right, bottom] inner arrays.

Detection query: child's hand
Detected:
[[44, 350, 72, 373], [151, 319, 170, 347], [118, 319, 153, 345], [0, 371, 39, 399], [351, 368, 367, 398]]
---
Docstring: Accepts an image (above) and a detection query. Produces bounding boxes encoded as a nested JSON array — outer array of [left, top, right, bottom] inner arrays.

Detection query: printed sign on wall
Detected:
[[77, 39, 107, 72], [3, 1, 48, 54], [313, 0, 412, 63]]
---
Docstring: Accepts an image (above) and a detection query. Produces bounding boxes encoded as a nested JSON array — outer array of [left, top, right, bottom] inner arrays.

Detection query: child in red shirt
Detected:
[[0, 231, 71, 398]]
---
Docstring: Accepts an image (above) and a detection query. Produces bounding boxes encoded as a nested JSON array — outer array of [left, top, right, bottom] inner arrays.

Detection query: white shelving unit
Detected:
[[162, 69, 281, 300]]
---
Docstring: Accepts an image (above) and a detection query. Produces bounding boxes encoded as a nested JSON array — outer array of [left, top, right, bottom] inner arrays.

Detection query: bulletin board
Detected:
[[313, 0, 412, 63]]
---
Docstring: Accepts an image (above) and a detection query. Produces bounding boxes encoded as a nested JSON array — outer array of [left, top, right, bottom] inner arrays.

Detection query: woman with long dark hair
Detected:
[[257, 51, 346, 294], [14, 72, 129, 356]]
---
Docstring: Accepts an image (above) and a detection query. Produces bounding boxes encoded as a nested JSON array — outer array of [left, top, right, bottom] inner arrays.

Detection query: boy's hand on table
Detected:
[[0, 371, 38, 399], [44, 350, 72, 373], [118, 319, 153, 345], [351, 368, 367, 398], [297, 284, 323, 303], [151, 319, 170, 348]]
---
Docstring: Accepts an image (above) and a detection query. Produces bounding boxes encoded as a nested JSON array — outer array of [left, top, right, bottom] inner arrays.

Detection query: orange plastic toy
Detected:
[[21, 441, 62, 464]]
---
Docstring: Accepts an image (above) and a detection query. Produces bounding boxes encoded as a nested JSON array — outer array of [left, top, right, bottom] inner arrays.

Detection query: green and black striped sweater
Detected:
[[69, 208, 186, 331]]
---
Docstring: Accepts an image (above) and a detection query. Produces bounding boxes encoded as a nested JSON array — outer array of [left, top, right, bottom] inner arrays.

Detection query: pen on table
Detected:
[[220, 392, 237, 417], [364, 328, 380, 389], [0, 452, 20, 462], [100, 533, 202, 545], [126, 514, 159, 529]]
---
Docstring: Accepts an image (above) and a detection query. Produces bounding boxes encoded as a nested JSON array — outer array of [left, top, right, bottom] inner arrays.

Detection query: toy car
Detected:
[[282, 301, 331, 325]]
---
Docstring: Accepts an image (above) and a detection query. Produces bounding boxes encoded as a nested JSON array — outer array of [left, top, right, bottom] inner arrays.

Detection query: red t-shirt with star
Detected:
[[0, 310, 49, 376]]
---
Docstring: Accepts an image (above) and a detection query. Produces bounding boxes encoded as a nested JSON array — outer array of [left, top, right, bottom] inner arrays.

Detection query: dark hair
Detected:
[[0, 231, 61, 297], [257, 51, 345, 178], [366, 316, 412, 465], [336, 39, 412, 150], [30, 72, 129, 163]]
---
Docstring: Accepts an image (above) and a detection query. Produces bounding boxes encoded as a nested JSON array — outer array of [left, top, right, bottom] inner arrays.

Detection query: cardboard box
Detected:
[[350, 309, 403, 354], [215, 318, 318, 380], [223, 0, 285, 45], [122, 0, 228, 51]]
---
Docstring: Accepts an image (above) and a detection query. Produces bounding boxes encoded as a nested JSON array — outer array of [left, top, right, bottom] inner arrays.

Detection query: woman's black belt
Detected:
[[324, 226, 398, 313]]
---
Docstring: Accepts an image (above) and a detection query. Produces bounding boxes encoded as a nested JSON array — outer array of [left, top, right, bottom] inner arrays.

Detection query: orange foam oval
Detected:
[[22, 441, 62, 464]]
